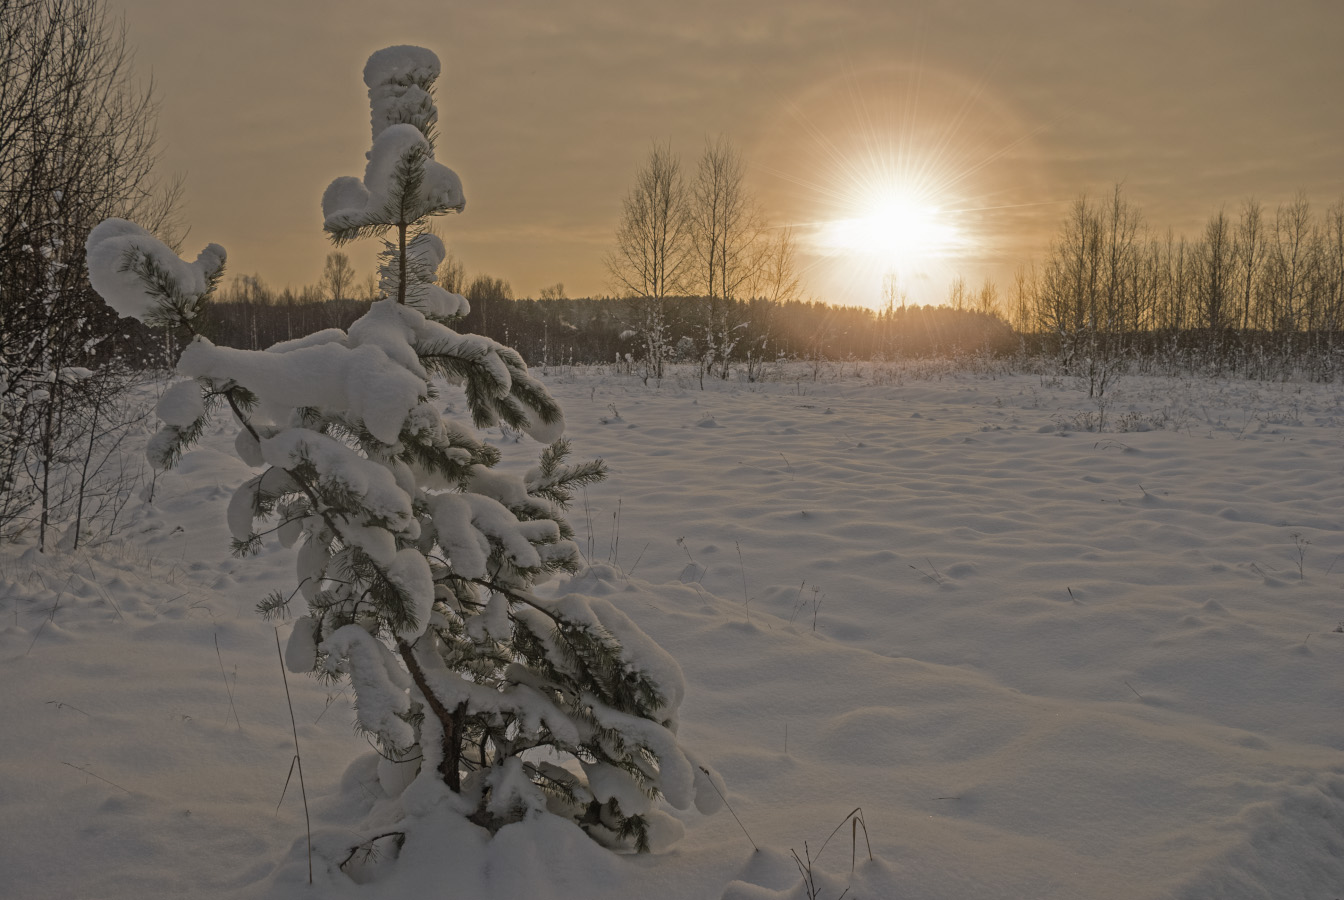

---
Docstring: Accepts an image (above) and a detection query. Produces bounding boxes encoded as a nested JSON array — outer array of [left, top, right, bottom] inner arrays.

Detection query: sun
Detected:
[[783, 102, 993, 307], [754, 61, 1046, 308], [817, 186, 966, 272]]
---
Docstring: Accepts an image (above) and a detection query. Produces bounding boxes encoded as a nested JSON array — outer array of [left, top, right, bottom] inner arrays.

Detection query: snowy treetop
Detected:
[[364, 45, 440, 143], [323, 46, 464, 242], [321, 125, 465, 238]]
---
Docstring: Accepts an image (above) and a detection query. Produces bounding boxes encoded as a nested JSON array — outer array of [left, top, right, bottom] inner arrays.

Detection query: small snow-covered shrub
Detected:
[[87, 45, 719, 859]]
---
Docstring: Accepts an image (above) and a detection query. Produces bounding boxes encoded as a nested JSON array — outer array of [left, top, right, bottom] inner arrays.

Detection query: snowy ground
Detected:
[[4, 361, 1343, 900]]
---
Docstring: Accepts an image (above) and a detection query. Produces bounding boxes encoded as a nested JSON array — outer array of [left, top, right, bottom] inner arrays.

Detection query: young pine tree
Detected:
[[86, 45, 720, 861]]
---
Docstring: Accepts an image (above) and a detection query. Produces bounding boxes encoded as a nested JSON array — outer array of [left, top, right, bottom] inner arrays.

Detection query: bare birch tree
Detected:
[[437, 250, 466, 294], [607, 141, 692, 300], [1196, 209, 1234, 333], [606, 141, 692, 378], [1322, 199, 1344, 334], [1270, 197, 1313, 330], [1233, 199, 1266, 331], [689, 136, 764, 379], [321, 251, 356, 301], [740, 226, 801, 380]]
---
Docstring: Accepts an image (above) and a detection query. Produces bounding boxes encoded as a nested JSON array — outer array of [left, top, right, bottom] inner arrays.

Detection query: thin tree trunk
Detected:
[[398, 639, 464, 790], [71, 387, 103, 550], [37, 385, 56, 552]]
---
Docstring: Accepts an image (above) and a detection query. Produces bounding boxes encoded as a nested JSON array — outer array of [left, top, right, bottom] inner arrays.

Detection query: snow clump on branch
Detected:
[[85, 218, 224, 323]]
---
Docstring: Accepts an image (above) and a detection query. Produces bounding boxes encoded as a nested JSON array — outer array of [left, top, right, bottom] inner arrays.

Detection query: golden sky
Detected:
[[115, 0, 1343, 307]]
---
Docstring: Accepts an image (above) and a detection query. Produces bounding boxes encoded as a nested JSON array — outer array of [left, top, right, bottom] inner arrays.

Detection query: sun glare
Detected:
[[757, 62, 1044, 308], [818, 188, 966, 270]]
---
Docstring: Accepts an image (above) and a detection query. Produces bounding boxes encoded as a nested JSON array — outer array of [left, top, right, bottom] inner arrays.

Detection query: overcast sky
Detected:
[[114, 0, 1343, 307]]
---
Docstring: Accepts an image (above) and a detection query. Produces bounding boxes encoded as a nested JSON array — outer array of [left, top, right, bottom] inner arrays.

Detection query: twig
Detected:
[[792, 845, 822, 900], [626, 542, 649, 578], [339, 831, 406, 872], [215, 633, 242, 731], [789, 580, 807, 624], [26, 595, 60, 657], [677, 537, 706, 584], [275, 628, 312, 885], [276, 755, 298, 814], [314, 690, 345, 725], [62, 762, 130, 794], [1291, 532, 1310, 579], [698, 766, 757, 851], [909, 560, 943, 586], [97, 583, 125, 622], [608, 498, 622, 566], [736, 541, 752, 622], [815, 807, 873, 872], [583, 488, 594, 564]]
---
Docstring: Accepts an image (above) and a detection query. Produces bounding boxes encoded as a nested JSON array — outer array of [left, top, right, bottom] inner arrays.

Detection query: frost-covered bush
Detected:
[[87, 45, 719, 858]]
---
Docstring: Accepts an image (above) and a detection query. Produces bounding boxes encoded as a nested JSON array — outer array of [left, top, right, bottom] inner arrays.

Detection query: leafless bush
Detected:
[[1, 0, 177, 547]]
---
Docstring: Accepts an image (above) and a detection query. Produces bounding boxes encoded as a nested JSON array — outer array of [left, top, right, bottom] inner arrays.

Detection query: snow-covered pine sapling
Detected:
[[86, 45, 721, 857]]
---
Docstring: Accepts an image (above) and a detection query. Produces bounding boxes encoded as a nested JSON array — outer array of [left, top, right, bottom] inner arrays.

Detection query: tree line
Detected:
[[1007, 187, 1344, 384], [201, 187, 1344, 386], [204, 267, 1017, 373]]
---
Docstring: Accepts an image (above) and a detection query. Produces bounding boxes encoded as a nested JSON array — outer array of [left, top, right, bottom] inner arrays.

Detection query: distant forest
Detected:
[[149, 185, 1344, 389], [198, 185, 1344, 385], [200, 286, 1015, 369]]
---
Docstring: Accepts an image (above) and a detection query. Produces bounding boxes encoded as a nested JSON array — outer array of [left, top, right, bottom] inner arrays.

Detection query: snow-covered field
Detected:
[[4, 362, 1343, 900]]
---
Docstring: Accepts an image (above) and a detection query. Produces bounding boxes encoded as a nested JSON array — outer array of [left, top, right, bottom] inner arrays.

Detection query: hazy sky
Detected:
[[114, 0, 1343, 308]]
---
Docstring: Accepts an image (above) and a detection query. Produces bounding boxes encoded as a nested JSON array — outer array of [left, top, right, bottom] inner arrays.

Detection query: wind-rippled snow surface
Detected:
[[4, 363, 1343, 900]]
